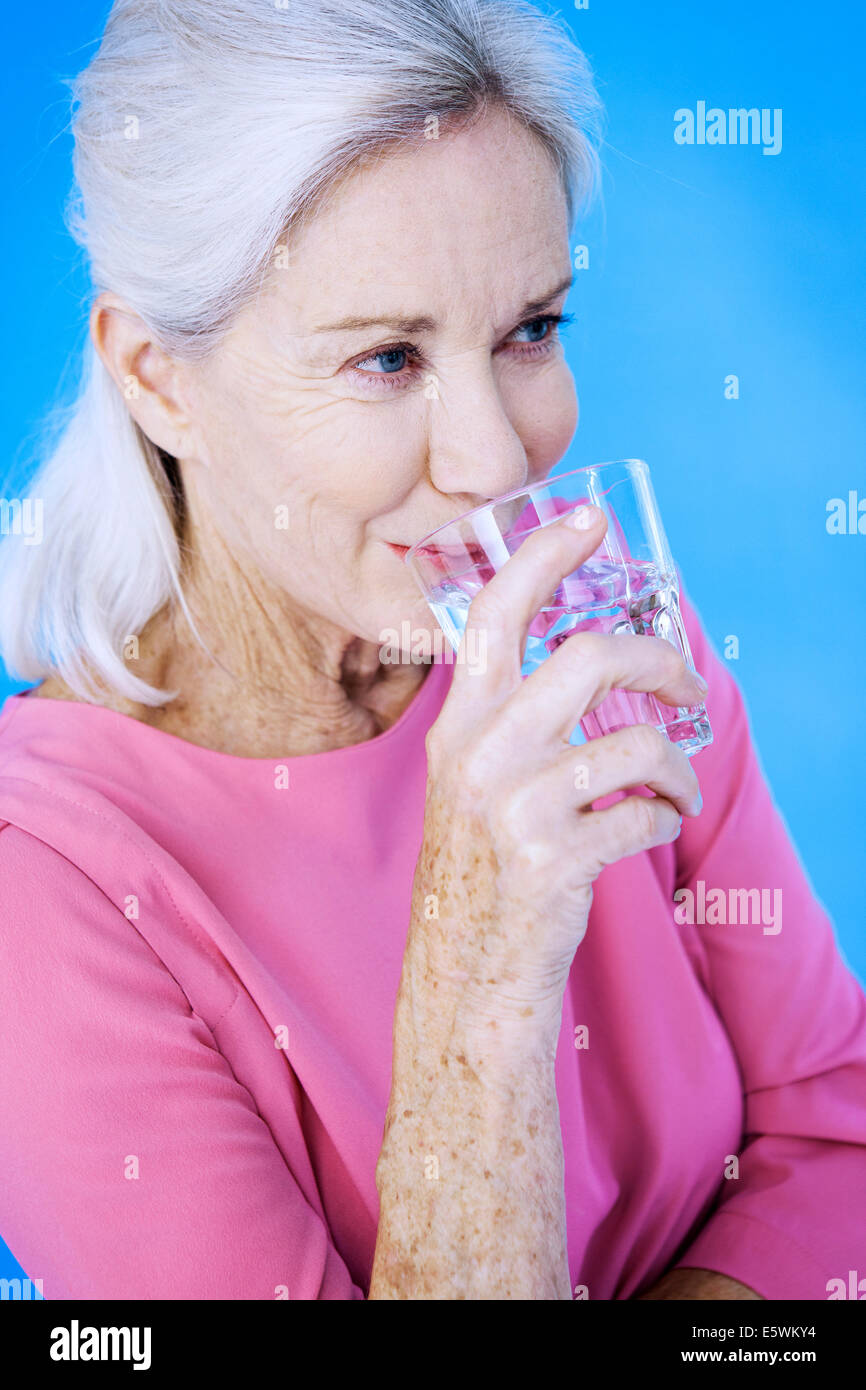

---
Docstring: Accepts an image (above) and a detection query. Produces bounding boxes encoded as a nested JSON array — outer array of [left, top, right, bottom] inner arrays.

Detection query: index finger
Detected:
[[453, 504, 609, 695]]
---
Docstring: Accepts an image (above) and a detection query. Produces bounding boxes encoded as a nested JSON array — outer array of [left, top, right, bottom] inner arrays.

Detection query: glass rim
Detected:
[[404, 457, 650, 561]]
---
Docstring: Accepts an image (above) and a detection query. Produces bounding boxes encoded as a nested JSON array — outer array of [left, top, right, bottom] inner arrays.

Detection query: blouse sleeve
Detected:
[[0, 822, 365, 1300], [664, 582, 866, 1300]]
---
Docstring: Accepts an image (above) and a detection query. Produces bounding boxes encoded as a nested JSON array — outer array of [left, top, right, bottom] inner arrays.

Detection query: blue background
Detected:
[[1, 0, 863, 1288]]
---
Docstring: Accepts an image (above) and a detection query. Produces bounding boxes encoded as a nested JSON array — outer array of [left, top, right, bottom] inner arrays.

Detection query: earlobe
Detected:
[[89, 295, 194, 461]]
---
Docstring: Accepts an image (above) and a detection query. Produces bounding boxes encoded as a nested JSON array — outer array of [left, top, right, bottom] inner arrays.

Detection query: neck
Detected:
[[38, 508, 429, 758]]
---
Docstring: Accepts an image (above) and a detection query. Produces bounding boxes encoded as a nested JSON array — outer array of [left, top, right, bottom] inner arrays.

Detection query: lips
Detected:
[[385, 538, 493, 569]]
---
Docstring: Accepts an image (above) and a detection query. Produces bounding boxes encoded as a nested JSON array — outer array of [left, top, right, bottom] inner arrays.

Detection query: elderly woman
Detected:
[[0, 0, 863, 1303]]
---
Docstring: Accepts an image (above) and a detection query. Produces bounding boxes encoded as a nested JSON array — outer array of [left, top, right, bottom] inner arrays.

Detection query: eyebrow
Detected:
[[309, 273, 575, 336]]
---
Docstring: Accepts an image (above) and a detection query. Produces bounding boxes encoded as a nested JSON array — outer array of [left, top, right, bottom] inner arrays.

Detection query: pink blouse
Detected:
[[0, 584, 864, 1300]]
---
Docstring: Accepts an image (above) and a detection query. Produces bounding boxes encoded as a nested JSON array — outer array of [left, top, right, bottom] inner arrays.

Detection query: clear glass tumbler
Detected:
[[404, 458, 712, 755]]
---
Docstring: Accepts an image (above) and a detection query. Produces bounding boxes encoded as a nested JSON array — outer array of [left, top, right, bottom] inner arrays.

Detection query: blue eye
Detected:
[[514, 315, 568, 343], [374, 348, 407, 374], [348, 311, 575, 392], [348, 340, 422, 393], [353, 345, 413, 376]]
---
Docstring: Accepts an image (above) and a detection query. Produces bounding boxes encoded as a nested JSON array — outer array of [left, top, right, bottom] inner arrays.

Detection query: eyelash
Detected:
[[347, 312, 576, 391]]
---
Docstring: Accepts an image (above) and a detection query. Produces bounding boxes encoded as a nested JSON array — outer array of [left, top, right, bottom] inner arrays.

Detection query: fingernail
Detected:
[[693, 672, 708, 694], [569, 504, 599, 531]]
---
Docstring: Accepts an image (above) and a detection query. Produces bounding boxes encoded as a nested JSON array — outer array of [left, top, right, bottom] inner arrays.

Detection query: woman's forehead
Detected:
[[249, 141, 570, 346]]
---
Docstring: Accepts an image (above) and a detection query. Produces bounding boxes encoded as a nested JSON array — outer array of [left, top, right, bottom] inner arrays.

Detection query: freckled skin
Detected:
[[65, 85, 710, 1298], [372, 549, 705, 1297], [371, 495, 706, 1296], [49, 101, 580, 759]]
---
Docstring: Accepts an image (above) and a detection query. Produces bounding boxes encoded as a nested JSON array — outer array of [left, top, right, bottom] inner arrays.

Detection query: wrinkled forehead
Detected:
[[246, 112, 571, 360]]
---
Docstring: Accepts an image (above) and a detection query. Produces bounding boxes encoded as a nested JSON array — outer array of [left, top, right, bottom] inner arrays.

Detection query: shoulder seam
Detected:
[[0, 779, 240, 1031], [0, 816, 289, 1163]]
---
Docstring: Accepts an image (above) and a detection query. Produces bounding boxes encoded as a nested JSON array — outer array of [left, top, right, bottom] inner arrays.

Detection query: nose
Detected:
[[425, 361, 529, 503]]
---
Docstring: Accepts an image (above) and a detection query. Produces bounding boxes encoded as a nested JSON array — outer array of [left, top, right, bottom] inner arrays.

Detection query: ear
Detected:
[[89, 293, 203, 462]]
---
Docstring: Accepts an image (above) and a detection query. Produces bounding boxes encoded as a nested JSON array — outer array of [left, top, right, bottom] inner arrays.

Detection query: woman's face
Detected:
[[179, 104, 579, 648]]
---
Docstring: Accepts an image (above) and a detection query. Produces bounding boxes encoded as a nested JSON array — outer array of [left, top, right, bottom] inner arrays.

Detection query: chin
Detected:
[[364, 592, 441, 664]]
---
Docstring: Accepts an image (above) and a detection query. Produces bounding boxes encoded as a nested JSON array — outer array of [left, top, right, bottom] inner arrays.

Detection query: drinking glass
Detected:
[[404, 459, 712, 755]]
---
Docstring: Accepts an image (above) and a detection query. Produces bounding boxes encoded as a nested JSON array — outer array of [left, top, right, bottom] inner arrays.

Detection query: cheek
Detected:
[[245, 371, 426, 517], [201, 359, 424, 528], [515, 363, 579, 483], [309, 408, 426, 520]]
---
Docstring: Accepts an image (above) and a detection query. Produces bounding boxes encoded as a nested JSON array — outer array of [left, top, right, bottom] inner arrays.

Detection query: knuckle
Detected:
[[511, 837, 556, 876], [468, 582, 510, 633], [562, 628, 608, 666], [454, 751, 487, 801], [494, 781, 535, 842], [629, 794, 660, 843], [627, 720, 669, 763], [654, 633, 687, 676], [453, 727, 508, 800]]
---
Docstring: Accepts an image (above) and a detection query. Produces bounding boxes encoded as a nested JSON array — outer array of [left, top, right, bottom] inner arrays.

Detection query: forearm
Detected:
[[369, 946, 569, 1300], [638, 1268, 764, 1300]]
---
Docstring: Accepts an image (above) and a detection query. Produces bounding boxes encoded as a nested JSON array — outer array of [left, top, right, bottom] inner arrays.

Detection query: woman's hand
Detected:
[[411, 503, 706, 1046], [371, 503, 706, 1300]]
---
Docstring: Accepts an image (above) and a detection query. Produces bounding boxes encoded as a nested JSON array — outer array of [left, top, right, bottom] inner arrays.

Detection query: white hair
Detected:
[[0, 0, 605, 705]]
